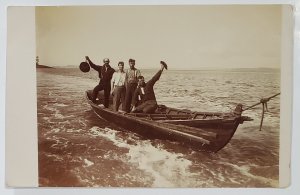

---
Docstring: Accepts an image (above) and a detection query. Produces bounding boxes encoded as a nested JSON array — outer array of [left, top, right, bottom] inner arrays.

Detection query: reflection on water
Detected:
[[37, 68, 280, 187]]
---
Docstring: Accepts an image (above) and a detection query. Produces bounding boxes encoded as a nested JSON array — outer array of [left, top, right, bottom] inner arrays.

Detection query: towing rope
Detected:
[[242, 93, 280, 131]]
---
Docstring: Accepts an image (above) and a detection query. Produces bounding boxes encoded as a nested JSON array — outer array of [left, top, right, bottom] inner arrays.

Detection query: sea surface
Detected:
[[37, 67, 280, 187]]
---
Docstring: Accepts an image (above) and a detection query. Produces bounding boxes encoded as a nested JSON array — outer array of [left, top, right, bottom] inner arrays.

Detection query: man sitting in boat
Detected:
[[131, 61, 168, 114]]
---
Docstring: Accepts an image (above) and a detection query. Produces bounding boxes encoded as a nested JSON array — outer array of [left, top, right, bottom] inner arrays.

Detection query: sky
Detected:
[[36, 5, 282, 69]]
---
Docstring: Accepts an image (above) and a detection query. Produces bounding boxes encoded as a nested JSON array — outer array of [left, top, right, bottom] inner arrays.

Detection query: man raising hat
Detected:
[[131, 61, 168, 114], [85, 56, 115, 108]]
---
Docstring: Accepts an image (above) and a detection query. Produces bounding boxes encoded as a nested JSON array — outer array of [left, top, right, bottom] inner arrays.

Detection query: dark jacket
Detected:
[[132, 70, 162, 106], [87, 59, 115, 84]]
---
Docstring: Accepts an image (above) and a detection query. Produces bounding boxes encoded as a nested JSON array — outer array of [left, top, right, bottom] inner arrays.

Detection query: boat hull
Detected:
[[85, 91, 244, 152]]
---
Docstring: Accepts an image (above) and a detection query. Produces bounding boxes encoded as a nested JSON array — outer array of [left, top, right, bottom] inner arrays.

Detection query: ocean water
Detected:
[[37, 67, 280, 187]]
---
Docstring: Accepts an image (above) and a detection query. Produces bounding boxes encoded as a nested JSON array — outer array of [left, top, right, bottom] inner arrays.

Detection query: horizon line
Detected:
[[40, 64, 281, 70]]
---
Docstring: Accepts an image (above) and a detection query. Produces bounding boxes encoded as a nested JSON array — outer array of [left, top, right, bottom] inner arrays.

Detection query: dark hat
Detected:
[[160, 61, 168, 70], [79, 62, 90, 72], [118, 61, 124, 66], [129, 58, 135, 63]]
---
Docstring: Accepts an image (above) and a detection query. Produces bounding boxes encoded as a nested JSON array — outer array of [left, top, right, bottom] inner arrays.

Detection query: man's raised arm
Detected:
[[85, 56, 101, 71], [147, 61, 167, 87]]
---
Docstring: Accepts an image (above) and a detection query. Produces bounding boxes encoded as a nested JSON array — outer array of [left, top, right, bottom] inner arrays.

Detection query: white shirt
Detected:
[[111, 71, 126, 87]]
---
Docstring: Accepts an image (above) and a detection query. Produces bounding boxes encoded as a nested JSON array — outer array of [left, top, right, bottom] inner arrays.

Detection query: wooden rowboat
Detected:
[[85, 90, 252, 152]]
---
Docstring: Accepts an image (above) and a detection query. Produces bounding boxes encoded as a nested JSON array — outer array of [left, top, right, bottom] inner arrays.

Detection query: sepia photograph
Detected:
[[34, 5, 284, 187]]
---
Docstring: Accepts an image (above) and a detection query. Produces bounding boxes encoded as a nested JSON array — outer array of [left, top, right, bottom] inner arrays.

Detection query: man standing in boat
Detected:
[[131, 61, 168, 114], [85, 56, 115, 108], [111, 61, 126, 112], [124, 59, 141, 112]]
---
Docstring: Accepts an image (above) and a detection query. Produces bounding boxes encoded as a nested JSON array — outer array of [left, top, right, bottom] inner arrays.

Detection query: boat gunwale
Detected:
[[85, 91, 239, 120], [88, 98, 240, 125]]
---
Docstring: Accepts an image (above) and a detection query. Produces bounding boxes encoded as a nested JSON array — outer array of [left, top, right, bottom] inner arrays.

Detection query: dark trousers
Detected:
[[112, 86, 126, 111], [134, 100, 158, 114], [125, 83, 137, 112], [92, 82, 111, 108]]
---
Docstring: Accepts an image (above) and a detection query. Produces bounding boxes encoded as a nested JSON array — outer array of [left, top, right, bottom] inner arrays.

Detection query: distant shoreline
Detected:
[[36, 64, 54, 68]]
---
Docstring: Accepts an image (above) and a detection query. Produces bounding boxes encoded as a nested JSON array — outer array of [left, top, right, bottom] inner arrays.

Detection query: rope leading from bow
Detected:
[[242, 93, 280, 131]]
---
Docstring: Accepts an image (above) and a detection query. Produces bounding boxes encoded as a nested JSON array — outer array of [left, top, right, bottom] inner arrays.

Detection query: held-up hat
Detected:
[[129, 58, 135, 63], [160, 61, 168, 70], [79, 61, 90, 72]]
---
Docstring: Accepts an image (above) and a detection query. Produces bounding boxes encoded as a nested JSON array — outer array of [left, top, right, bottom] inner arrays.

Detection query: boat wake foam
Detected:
[[88, 126, 199, 187]]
